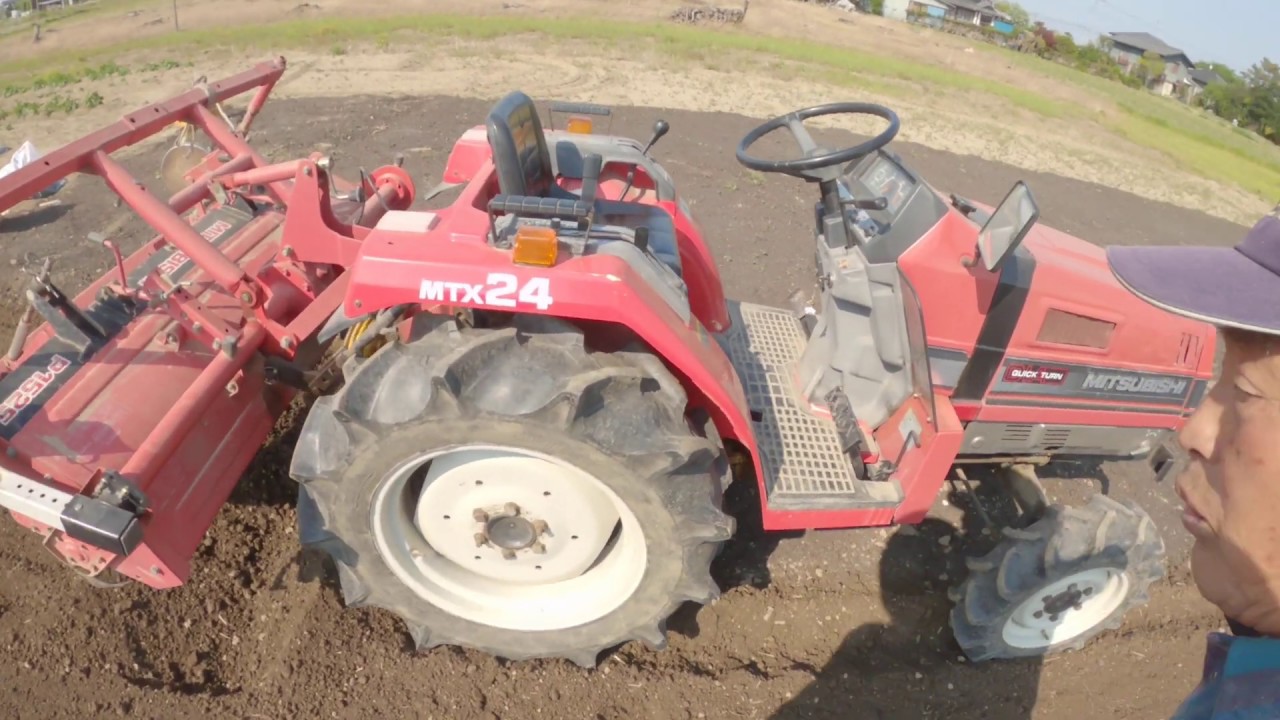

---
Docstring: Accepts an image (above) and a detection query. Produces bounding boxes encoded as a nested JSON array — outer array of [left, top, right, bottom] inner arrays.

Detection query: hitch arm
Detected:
[[0, 57, 287, 218]]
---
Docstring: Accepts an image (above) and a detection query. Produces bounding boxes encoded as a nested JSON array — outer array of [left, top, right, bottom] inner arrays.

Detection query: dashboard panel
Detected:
[[835, 149, 950, 264], [858, 153, 917, 216]]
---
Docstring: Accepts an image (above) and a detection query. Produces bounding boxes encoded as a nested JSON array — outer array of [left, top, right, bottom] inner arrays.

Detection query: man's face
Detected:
[[1176, 328, 1280, 634]]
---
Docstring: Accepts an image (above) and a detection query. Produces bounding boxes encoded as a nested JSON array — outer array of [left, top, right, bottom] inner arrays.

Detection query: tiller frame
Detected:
[[0, 56, 415, 587]]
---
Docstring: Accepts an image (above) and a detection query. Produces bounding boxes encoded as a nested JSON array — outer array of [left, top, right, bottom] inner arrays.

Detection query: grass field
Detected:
[[984, 45, 1280, 204], [0, 0, 1272, 224]]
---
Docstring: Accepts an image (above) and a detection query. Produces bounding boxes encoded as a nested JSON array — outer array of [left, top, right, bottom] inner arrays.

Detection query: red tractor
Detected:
[[0, 58, 1212, 667]]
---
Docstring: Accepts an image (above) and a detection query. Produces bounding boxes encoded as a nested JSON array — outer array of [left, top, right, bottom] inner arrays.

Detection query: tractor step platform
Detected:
[[717, 301, 904, 512]]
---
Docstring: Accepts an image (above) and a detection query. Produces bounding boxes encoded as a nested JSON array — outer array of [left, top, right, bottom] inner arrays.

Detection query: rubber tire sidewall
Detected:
[[325, 414, 697, 659], [991, 549, 1140, 657]]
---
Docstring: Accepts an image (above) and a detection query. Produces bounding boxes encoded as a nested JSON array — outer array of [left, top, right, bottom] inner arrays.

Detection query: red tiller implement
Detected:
[[0, 57, 414, 588]]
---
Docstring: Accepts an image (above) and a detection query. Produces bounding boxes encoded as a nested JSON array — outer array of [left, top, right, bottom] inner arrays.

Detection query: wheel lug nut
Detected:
[[501, 548, 516, 560], [503, 502, 520, 516], [473, 533, 487, 548], [531, 541, 546, 554], [532, 519, 549, 536], [473, 509, 488, 522]]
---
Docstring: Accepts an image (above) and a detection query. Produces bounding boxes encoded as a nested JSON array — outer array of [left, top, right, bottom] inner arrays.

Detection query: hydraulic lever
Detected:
[[620, 119, 670, 200]]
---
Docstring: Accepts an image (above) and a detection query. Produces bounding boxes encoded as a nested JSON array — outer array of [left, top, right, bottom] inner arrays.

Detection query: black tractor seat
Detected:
[[485, 90, 684, 277]]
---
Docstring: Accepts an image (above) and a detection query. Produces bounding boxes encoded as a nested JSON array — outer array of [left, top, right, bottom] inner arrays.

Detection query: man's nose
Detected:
[[1177, 393, 1223, 459]]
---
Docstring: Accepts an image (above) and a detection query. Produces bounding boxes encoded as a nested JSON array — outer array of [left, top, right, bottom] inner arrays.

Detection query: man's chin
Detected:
[[1190, 542, 1236, 616], [1187, 540, 1218, 602]]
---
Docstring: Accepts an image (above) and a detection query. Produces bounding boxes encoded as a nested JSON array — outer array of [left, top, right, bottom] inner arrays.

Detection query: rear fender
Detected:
[[657, 199, 731, 333], [442, 126, 493, 185], [343, 238, 762, 479]]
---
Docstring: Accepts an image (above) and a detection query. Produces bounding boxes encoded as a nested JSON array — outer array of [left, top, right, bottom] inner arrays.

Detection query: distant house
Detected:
[[1104, 31, 1196, 98], [937, 0, 1008, 30], [1190, 67, 1224, 89], [901, 0, 948, 26], [882, 0, 912, 21], [906, 0, 948, 18]]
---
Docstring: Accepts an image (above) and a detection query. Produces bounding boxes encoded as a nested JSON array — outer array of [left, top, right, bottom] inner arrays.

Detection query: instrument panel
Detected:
[[858, 152, 916, 216]]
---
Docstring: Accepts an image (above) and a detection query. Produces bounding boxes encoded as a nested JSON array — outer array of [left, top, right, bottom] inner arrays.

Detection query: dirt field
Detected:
[[0, 0, 1265, 717], [0, 87, 1248, 719]]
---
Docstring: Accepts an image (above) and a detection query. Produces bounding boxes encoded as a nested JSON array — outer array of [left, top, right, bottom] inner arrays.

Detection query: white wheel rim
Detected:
[[1000, 567, 1130, 649], [370, 445, 648, 632]]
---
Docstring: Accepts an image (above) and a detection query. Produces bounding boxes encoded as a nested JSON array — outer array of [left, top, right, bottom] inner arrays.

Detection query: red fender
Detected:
[[343, 166, 764, 493], [442, 126, 493, 185]]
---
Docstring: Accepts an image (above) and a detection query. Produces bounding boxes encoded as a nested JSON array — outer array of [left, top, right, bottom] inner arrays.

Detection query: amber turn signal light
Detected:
[[512, 225, 559, 266], [565, 117, 593, 134]]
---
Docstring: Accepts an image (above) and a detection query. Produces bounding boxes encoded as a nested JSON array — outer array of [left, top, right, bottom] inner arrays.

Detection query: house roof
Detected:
[[1190, 67, 1224, 86], [1108, 32, 1192, 63], [939, 0, 1006, 17]]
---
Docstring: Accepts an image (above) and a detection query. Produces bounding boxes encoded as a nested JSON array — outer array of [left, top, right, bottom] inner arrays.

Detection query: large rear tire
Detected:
[[290, 313, 735, 667]]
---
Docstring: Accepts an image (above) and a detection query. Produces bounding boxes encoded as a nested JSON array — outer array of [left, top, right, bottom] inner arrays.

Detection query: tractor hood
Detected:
[[1013, 222, 1217, 378], [1021, 223, 1115, 279]]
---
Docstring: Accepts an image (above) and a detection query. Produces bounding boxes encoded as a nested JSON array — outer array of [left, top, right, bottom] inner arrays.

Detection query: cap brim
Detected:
[[1107, 244, 1280, 335]]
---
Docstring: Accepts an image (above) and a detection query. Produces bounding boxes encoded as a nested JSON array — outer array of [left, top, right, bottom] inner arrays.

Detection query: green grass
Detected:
[[978, 45, 1280, 201], [0, 10, 1273, 201]]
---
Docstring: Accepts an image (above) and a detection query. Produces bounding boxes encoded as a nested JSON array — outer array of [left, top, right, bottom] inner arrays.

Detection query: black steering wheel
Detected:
[[735, 102, 900, 182]]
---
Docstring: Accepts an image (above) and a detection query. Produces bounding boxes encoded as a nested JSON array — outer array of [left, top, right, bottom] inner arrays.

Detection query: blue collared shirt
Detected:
[[1171, 633, 1280, 719]]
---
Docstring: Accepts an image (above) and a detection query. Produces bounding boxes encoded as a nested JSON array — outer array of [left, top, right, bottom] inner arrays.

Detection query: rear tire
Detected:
[[290, 313, 735, 667], [948, 493, 1165, 662]]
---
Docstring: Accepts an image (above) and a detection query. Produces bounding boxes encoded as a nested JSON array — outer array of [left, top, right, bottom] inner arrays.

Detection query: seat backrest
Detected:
[[485, 91, 554, 198]]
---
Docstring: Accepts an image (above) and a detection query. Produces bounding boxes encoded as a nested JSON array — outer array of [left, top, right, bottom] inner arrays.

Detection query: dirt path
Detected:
[[0, 93, 1239, 720], [0, 0, 1267, 227]]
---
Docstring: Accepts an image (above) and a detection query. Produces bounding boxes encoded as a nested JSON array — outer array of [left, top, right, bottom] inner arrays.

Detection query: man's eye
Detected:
[[1234, 379, 1264, 399]]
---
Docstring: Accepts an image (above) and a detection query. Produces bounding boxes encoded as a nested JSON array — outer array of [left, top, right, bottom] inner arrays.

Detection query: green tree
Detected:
[[868, 0, 884, 15], [1200, 57, 1280, 145], [1202, 80, 1250, 121], [1137, 50, 1166, 86], [1055, 31, 1078, 59], [1243, 58, 1280, 141], [1243, 58, 1280, 90]]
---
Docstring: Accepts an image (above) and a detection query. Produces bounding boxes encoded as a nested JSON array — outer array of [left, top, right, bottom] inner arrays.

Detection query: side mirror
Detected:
[[977, 181, 1039, 272]]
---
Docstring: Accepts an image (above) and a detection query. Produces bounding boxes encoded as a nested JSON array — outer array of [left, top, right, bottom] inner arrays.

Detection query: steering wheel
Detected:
[[735, 102, 900, 181]]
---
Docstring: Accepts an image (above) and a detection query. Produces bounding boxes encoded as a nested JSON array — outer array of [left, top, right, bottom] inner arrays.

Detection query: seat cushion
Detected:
[[594, 200, 683, 278]]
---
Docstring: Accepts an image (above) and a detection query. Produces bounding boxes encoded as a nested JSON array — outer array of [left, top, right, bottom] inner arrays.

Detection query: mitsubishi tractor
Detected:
[[0, 58, 1212, 668]]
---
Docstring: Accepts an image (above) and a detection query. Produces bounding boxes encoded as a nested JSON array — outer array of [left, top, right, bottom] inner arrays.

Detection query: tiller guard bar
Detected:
[[0, 56, 415, 587]]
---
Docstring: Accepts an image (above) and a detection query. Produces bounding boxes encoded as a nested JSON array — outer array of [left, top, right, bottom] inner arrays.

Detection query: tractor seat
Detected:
[[486, 90, 577, 200], [596, 200, 683, 277], [486, 91, 682, 278]]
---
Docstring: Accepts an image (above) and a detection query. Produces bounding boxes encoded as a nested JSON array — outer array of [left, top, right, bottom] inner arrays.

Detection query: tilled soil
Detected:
[[0, 95, 1248, 720]]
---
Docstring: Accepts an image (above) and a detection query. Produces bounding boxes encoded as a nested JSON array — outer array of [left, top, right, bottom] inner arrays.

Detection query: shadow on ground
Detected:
[[767, 476, 1046, 720]]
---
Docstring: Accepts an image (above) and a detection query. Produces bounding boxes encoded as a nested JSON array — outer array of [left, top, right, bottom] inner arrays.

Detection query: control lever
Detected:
[[640, 119, 670, 155], [580, 152, 603, 207], [844, 196, 888, 211], [620, 119, 670, 200]]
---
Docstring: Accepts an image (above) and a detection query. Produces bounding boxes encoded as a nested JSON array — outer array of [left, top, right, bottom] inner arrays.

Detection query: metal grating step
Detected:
[[716, 301, 902, 511]]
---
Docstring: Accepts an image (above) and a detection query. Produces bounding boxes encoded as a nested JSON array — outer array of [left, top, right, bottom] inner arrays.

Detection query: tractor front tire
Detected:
[[948, 493, 1165, 662], [290, 314, 735, 668]]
